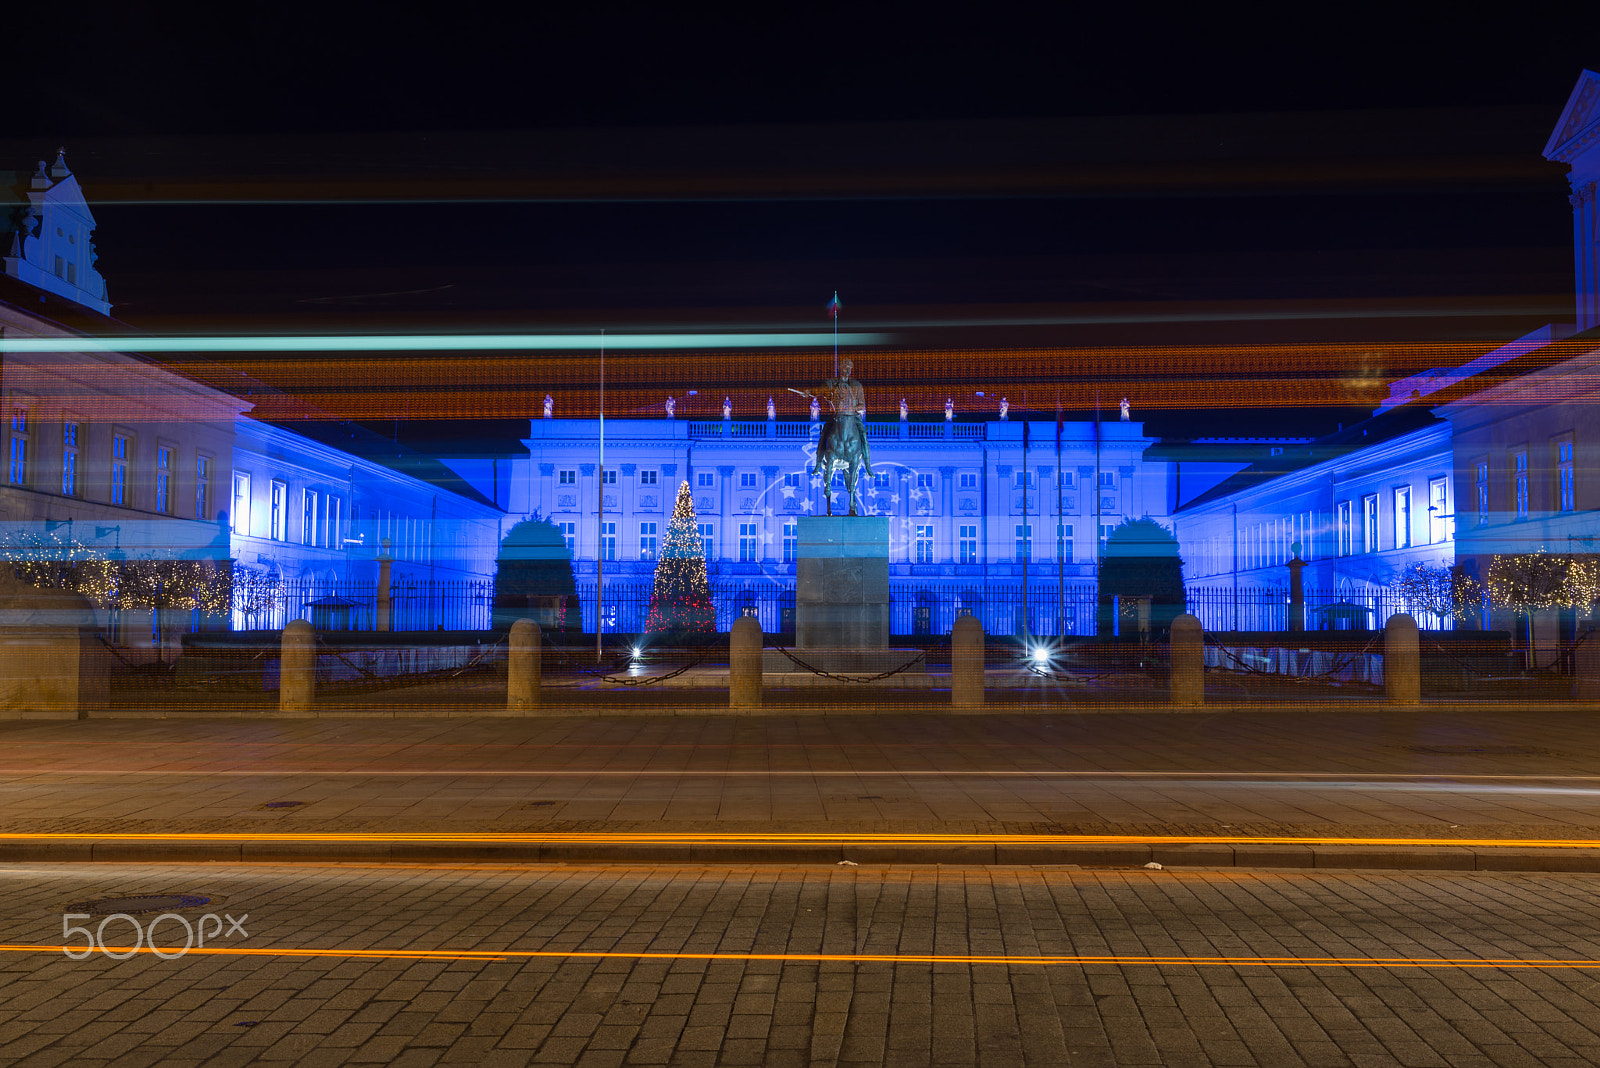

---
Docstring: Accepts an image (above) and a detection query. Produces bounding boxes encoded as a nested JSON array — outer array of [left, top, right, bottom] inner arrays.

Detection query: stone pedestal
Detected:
[[0, 577, 108, 717], [765, 516, 925, 683], [795, 515, 889, 649]]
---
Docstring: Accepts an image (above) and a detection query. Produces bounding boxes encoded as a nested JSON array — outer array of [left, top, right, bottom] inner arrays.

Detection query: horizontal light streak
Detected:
[[0, 333, 889, 354], [1, 831, 1596, 848], [7, 768, 1600, 787], [2, 943, 1595, 969]]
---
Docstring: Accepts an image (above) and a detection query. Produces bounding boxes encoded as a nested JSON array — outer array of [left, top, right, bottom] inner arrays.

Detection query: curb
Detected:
[[6, 839, 1600, 872]]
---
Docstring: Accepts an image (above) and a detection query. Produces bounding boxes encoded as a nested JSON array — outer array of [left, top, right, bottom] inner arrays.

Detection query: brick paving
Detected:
[[0, 711, 1598, 846], [3, 862, 1600, 1065]]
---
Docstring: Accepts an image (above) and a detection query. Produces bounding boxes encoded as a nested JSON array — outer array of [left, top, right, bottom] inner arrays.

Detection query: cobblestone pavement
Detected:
[[1, 712, 1600, 841], [3, 863, 1600, 1066]]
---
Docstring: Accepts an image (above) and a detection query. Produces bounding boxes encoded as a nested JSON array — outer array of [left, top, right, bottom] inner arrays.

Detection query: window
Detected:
[[1512, 449, 1529, 519], [1475, 460, 1489, 526], [270, 480, 287, 540], [698, 522, 715, 561], [873, 471, 891, 489], [559, 522, 576, 551], [1429, 478, 1451, 543], [1014, 523, 1032, 562], [8, 407, 28, 485], [1099, 472, 1114, 489], [738, 522, 758, 562], [917, 473, 935, 490], [66, 262, 76, 285], [1059, 523, 1074, 562], [959, 473, 978, 490], [1099, 523, 1114, 546], [697, 471, 714, 488], [302, 489, 319, 545], [1362, 495, 1379, 553], [638, 521, 657, 559], [559, 469, 575, 485], [195, 455, 212, 520], [1555, 436, 1575, 512], [1393, 487, 1412, 549], [600, 521, 616, 560], [61, 420, 79, 496], [111, 432, 129, 505], [1060, 472, 1074, 488], [232, 473, 251, 534], [959, 524, 978, 564], [915, 524, 934, 563], [327, 495, 342, 547], [784, 472, 801, 489], [1337, 501, 1352, 556], [639, 469, 657, 485], [782, 522, 797, 562], [740, 472, 758, 489], [53, 254, 63, 278], [156, 444, 174, 514], [600, 469, 616, 485], [1013, 470, 1032, 488]]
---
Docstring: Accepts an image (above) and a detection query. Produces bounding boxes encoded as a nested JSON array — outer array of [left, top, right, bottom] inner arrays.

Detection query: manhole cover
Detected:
[[263, 800, 306, 809], [1402, 745, 1553, 756], [66, 894, 212, 915]]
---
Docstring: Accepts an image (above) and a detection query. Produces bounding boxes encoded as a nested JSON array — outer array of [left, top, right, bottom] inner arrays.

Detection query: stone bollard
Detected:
[[507, 618, 542, 712], [1384, 613, 1420, 706], [1574, 624, 1600, 701], [1169, 613, 1204, 708], [951, 614, 985, 709], [729, 615, 763, 709], [280, 619, 316, 715]]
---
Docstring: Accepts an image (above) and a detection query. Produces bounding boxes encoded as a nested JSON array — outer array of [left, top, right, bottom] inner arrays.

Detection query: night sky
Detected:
[[6, 6, 1599, 446]]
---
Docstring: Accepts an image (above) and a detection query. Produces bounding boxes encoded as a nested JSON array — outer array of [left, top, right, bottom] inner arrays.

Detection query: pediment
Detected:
[[43, 172, 96, 226], [1544, 69, 1600, 164]]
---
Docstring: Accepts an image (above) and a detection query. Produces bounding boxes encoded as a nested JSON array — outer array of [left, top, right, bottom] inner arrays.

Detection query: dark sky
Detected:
[[7, 5, 1599, 444]]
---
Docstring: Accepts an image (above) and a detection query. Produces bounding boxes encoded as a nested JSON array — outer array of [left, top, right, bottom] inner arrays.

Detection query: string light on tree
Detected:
[[644, 481, 716, 639]]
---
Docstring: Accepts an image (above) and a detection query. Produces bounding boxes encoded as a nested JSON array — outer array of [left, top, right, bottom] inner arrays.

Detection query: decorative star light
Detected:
[[763, 506, 774, 518], [780, 484, 796, 499], [810, 474, 823, 489], [802, 498, 815, 512]]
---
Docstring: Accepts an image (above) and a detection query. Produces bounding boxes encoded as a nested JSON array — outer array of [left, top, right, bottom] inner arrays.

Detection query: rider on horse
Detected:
[[807, 358, 874, 516]]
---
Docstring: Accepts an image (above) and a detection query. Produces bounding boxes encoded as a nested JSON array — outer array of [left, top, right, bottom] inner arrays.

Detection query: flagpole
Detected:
[[596, 329, 605, 664]]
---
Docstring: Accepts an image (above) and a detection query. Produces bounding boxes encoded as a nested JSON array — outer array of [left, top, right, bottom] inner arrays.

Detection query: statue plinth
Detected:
[[795, 516, 889, 648], [766, 516, 926, 683]]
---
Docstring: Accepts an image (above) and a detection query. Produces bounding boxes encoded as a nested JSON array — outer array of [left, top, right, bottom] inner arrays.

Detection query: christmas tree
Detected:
[[645, 481, 716, 639]]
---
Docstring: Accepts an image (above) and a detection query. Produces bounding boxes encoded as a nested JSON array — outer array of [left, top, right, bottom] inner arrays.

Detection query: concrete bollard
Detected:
[[507, 618, 542, 712], [280, 619, 316, 714], [951, 614, 985, 709], [1169, 613, 1204, 708], [730, 615, 763, 709], [1574, 624, 1600, 701], [1384, 613, 1420, 706]]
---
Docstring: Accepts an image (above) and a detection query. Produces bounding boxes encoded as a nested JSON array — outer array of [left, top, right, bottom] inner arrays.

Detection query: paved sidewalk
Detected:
[[4, 710, 1600, 868], [6, 862, 1600, 1066]]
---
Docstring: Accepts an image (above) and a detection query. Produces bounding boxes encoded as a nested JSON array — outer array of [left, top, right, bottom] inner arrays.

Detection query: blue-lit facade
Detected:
[[493, 414, 1183, 636]]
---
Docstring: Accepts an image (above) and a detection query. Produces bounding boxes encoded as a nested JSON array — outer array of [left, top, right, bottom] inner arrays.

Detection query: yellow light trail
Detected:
[[4, 944, 1598, 970], [3, 831, 1598, 849]]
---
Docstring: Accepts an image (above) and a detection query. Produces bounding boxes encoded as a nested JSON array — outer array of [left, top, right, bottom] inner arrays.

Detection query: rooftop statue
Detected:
[[791, 358, 874, 516]]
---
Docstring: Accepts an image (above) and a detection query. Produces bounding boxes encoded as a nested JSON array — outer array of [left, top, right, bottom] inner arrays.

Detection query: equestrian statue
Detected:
[[791, 357, 874, 516]]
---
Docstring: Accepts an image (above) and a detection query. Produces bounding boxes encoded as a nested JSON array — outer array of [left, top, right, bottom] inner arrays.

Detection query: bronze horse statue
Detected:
[[796, 358, 874, 516]]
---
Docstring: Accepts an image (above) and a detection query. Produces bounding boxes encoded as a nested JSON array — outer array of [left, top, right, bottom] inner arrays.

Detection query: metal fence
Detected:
[[227, 575, 1446, 637], [1184, 585, 1451, 633], [578, 581, 1104, 638], [233, 577, 492, 632]]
